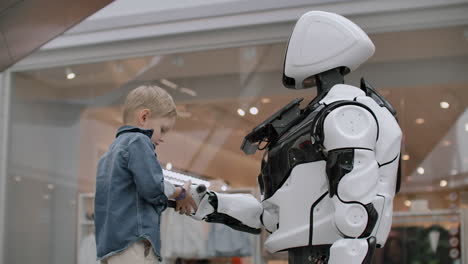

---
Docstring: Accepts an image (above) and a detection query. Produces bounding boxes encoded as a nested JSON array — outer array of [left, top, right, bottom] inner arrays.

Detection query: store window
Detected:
[[4, 26, 468, 264]]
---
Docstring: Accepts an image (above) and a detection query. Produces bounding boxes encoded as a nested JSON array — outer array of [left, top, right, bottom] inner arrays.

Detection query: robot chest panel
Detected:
[[261, 109, 325, 200]]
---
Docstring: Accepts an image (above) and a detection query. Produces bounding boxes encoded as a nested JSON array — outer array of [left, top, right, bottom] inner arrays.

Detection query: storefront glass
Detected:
[[4, 25, 468, 263]]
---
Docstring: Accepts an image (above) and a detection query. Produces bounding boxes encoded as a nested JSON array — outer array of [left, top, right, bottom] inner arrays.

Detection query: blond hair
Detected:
[[123, 85, 177, 123]]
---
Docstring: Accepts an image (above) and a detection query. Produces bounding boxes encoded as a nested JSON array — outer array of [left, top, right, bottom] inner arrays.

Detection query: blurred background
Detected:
[[1, 0, 468, 263]]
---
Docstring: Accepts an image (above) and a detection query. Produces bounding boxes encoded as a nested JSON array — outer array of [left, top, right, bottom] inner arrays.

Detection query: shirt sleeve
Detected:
[[164, 180, 176, 198], [127, 135, 168, 206]]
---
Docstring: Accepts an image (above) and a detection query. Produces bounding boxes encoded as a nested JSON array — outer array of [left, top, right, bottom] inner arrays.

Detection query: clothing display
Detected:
[[78, 233, 100, 264], [207, 223, 253, 257], [161, 207, 254, 261], [161, 209, 208, 259], [377, 225, 461, 264]]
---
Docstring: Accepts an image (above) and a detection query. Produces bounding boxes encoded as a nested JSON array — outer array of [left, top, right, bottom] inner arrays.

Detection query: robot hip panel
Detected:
[[263, 161, 339, 252]]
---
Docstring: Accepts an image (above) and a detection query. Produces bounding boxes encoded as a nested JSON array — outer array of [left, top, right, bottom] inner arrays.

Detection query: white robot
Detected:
[[187, 11, 402, 264]]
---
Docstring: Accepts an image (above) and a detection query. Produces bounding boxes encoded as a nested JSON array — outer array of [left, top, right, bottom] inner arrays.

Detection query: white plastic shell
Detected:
[[284, 11, 375, 89]]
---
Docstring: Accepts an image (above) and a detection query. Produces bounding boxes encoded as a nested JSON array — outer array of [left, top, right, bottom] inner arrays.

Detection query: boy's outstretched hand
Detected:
[[175, 181, 198, 215]]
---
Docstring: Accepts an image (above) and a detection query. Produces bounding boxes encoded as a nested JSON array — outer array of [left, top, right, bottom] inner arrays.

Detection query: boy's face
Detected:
[[137, 109, 176, 145], [146, 116, 176, 145]]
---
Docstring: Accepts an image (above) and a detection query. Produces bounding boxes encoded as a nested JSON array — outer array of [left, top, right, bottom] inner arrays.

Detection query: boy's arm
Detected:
[[128, 135, 168, 206]]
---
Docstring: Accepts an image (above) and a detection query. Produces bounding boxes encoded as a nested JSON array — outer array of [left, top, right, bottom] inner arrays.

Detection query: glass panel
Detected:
[[5, 25, 468, 264]]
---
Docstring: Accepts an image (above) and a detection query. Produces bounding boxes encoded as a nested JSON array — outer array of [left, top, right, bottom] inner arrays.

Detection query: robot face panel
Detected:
[[283, 11, 375, 89]]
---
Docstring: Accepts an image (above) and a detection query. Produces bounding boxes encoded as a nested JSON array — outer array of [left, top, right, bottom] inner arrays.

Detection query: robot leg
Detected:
[[329, 237, 376, 264]]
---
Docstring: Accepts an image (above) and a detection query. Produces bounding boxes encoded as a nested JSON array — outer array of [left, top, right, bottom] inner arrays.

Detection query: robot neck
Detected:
[[315, 68, 345, 95]]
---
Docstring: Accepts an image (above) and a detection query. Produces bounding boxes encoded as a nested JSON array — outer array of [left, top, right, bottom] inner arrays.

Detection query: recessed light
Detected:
[[160, 79, 178, 90], [415, 118, 425, 125], [261, 98, 271, 104], [178, 111, 192, 118], [442, 140, 452, 147], [440, 101, 450, 109], [465, 123, 468, 132], [66, 68, 75, 80], [404, 200, 412, 207], [47, 184, 54, 190], [402, 154, 410, 161], [180, 87, 197, 97], [163, 169, 210, 187], [237, 109, 245, 116], [249, 107, 259, 115], [14, 176, 22, 182], [417, 167, 425, 175], [67, 72, 75, 79], [440, 180, 448, 187], [166, 163, 172, 170]]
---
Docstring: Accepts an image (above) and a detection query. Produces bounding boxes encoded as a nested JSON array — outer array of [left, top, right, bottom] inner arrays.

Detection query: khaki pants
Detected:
[[103, 241, 160, 264]]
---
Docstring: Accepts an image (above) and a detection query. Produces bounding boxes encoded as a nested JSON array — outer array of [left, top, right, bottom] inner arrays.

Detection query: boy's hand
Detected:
[[175, 181, 198, 215]]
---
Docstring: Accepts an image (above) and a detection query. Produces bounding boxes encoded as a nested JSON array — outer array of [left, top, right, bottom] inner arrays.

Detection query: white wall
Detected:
[[0, 72, 9, 264]]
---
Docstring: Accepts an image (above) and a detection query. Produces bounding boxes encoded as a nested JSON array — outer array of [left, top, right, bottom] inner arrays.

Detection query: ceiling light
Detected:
[[66, 68, 76, 80], [160, 79, 178, 89], [440, 101, 450, 109], [249, 107, 259, 115], [237, 109, 245, 116], [465, 123, 468, 132], [450, 169, 458, 176], [415, 118, 425, 125], [442, 140, 452, 147], [178, 111, 192, 119], [47, 184, 55, 190], [180, 87, 197, 97], [166, 163, 173, 170], [440, 180, 448, 187], [67, 72, 75, 80], [404, 200, 412, 207], [14, 176, 22, 182], [417, 167, 425, 175], [261, 98, 271, 104], [43, 194, 50, 200], [402, 154, 410, 161], [163, 169, 210, 187]]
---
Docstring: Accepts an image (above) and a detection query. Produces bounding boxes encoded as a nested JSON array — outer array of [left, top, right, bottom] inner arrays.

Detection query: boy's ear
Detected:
[[138, 109, 151, 124]]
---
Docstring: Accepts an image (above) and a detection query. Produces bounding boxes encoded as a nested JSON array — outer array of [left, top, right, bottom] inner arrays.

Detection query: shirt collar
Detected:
[[116, 125, 154, 139]]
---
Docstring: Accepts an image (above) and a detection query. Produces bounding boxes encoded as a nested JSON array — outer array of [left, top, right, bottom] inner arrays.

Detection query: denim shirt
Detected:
[[95, 126, 168, 261]]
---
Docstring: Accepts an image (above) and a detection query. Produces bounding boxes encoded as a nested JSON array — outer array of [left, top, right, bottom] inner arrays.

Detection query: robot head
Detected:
[[283, 11, 375, 90]]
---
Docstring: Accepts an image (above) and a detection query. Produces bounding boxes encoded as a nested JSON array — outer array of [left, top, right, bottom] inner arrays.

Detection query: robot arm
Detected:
[[189, 185, 264, 234], [320, 102, 380, 264]]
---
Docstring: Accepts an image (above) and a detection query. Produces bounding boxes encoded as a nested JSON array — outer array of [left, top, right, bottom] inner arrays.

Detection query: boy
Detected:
[[95, 85, 197, 264]]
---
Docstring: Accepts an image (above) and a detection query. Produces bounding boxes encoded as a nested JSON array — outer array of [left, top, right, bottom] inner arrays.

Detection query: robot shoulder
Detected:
[[312, 101, 379, 151]]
